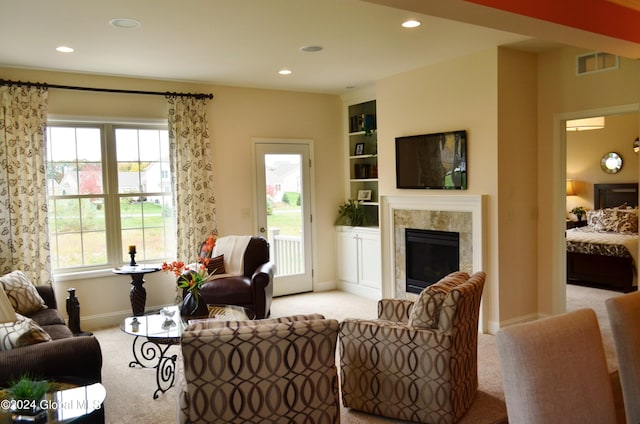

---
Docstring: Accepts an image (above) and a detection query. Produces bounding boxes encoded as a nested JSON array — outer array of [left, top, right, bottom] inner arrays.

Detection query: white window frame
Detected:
[[47, 117, 175, 278]]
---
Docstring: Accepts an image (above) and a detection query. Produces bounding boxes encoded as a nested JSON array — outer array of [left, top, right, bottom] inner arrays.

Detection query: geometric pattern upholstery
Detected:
[[339, 271, 486, 424], [178, 314, 340, 424], [408, 271, 470, 329], [0, 270, 47, 315]]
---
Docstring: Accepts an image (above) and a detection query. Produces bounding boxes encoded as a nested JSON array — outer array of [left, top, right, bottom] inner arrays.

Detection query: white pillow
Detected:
[[0, 313, 51, 351], [0, 271, 47, 315]]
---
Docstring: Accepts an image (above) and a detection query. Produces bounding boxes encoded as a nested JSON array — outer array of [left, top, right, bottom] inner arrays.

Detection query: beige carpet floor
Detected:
[[95, 284, 622, 424]]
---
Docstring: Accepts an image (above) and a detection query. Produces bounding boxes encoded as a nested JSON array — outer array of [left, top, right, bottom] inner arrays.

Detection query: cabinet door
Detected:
[[358, 231, 381, 289], [337, 230, 358, 284]]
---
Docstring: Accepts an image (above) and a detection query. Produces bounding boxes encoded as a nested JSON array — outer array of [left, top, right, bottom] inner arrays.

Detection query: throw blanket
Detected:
[[212, 235, 252, 277]]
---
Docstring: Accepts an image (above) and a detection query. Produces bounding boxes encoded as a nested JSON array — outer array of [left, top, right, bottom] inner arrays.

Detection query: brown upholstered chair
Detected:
[[606, 291, 640, 424], [177, 314, 340, 424], [497, 308, 617, 424], [198, 235, 274, 319], [339, 271, 485, 424]]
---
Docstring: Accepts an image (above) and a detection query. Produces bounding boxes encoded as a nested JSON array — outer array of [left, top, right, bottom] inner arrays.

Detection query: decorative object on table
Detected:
[[128, 245, 137, 266], [570, 206, 586, 222], [65, 288, 92, 336], [335, 199, 365, 227], [162, 234, 217, 318], [6, 375, 51, 423]]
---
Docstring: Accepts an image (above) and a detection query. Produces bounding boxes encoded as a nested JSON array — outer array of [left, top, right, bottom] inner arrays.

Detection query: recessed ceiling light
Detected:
[[300, 45, 323, 53], [56, 46, 74, 53], [109, 18, 141, 29], [402, 19, 421, 28], [279, 69, 292, 75]]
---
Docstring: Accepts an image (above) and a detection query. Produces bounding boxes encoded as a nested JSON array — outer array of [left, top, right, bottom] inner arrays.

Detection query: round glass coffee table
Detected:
[[120, 304, 255, 399]]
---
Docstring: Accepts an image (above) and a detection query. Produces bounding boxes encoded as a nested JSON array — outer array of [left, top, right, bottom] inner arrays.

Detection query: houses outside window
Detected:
[[46, 122, 175, 271]]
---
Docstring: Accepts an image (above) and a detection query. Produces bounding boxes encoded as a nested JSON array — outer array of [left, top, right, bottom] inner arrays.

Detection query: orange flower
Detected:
[[161, 233, 218, 295]]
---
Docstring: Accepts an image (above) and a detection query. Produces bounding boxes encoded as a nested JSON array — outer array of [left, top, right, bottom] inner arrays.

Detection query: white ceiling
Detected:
[[0, 0, 603, 95]]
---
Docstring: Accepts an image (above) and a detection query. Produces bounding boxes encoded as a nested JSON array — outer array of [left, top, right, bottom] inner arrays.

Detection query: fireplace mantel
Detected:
[[380, 194, 486, 299]]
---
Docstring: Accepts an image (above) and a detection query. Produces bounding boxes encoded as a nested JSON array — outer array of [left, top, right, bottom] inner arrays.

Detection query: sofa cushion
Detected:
[[408, 271, 469, 329], [29, 308, 66, 327], [40, 324, 74, 340], [0, 271, 47, 315], [0, 313, 51, 351]]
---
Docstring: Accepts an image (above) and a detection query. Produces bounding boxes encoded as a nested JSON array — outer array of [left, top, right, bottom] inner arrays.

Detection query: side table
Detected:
[[112, 265, 161, 316]]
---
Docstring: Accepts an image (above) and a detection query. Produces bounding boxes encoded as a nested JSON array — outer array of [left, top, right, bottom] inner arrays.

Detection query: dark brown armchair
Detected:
[[198, 235, 274, 319]]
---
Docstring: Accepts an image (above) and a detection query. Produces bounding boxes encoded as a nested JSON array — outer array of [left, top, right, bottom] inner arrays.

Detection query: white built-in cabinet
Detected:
[[336, 226, 381, 299]]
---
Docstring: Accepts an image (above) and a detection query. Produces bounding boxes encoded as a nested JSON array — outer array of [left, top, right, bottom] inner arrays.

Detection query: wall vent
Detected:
[[576, 52, 619, 75]]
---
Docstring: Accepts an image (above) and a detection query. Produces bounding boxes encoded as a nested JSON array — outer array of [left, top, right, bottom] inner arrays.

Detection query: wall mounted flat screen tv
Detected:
[[395, 130, 467, 189]]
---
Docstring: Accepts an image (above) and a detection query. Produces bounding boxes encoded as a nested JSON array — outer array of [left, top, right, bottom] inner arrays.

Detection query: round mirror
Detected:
[[601, 152, 623, 174]]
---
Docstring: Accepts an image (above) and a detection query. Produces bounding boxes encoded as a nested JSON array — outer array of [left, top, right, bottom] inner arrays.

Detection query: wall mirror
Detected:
[[600, 152, 623, 174]]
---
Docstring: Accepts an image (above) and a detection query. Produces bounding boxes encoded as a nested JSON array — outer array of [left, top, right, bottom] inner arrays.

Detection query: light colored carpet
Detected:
[[95, 285, 621, 424]]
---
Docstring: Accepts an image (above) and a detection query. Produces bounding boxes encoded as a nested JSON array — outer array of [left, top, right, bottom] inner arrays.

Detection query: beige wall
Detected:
[[497, 48, 539, 326], [566, 113, 639, 214], [537, 46, 640, 316], [375, 49, 501, 330], [0, 67, 343, 329]]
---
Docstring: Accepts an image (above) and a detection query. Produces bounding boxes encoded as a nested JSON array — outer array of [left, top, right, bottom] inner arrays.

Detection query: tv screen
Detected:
[[395, 130, 467, 189]]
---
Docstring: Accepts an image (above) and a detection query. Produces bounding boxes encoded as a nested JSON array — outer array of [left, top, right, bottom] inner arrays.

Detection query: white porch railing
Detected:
[[269, 228, 303, 276]]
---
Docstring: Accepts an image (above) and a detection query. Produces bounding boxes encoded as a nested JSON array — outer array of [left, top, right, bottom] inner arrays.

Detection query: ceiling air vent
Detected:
[[576, 52, 619, 75]]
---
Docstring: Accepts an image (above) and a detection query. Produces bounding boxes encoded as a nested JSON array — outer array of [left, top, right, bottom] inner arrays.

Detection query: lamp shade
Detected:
[[0, 288, 16, 324], [566, 179, 576, 196]]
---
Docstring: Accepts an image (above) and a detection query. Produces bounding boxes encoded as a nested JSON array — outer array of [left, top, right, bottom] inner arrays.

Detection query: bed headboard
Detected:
[[594, 183, 639, 209]]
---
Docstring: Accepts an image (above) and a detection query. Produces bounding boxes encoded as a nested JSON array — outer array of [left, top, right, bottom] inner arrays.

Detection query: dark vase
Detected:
[[181, 291, 208, 318]]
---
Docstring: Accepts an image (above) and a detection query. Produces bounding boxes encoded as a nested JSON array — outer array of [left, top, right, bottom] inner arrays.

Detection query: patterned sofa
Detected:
[[339, 271, 486, 424], [178, 314, 340, 424]]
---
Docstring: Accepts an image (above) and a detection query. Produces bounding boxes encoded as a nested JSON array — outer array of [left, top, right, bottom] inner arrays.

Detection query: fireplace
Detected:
[[405, 228, 460, 294]]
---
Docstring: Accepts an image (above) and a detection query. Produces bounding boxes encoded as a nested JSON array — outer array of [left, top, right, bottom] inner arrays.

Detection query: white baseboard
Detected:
[[488, 312, 541, 334], [80, 303, 174, 331], [313, 280, 337, 292]]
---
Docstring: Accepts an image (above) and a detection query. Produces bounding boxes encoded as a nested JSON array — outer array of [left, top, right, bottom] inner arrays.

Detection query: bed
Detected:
[[566, 183, 639, 293]]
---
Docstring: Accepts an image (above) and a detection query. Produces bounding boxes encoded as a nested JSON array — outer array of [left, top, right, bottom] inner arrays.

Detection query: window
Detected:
[[46, 123, 176, 271]]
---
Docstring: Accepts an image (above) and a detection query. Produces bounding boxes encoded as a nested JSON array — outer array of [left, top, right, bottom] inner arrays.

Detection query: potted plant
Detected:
[[335, 199, 365, 227], [6, 375, 51, 423], [571, 206, 586, 222]]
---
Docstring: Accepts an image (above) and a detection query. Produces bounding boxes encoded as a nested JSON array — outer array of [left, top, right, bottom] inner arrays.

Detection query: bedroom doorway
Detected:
[[561, 106, 640, 311], [253, 139, 314, 297]]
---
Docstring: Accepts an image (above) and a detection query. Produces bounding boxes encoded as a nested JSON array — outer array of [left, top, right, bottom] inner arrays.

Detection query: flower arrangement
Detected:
[[161, 234, 217, 301]]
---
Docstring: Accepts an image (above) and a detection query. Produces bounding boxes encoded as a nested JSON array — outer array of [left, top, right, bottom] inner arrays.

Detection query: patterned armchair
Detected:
[[339, 271, 486, 424], [178, 314, 340, 424]]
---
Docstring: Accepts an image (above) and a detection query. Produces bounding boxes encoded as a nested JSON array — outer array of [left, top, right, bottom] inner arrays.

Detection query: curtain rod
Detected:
[[0, 79, 214, 100]]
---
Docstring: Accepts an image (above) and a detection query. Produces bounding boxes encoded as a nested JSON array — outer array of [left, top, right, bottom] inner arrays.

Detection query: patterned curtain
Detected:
[[0, 84, 51, 284], [167, 95, 217, 259]]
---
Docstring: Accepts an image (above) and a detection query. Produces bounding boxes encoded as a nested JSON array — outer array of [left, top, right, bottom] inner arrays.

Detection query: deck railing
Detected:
[[269, 228, 303, 276]]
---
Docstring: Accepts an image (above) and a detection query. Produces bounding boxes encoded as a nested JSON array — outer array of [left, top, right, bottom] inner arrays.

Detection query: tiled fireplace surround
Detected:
[[381, 195, 485, 300]]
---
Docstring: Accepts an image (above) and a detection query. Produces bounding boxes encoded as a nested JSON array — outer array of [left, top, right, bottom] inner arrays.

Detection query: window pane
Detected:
[[82, 231, 108, 265]]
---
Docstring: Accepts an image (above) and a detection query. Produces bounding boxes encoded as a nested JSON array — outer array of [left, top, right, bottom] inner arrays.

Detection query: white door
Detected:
[[254, 140, 313, 296]]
